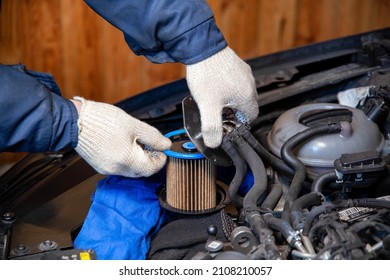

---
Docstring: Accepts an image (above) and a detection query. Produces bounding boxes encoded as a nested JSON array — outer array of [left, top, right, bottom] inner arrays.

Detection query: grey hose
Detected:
[[250, 110, 285, 130], [232, 133, 268, 211], [281, 123, 342, 222], [263, 213, 307, 253], [290, 192, 323, 231], [261, 183, 283, 211], [221, 136, 246, 208], [263, 213, 296, 241], [230, 132, 280, 260], [237, 125, 293, 176], [311, 170, 338, 193]]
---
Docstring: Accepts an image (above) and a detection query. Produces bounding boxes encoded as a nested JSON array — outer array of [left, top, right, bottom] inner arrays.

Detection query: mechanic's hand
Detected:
[[72, 97, 172, 178], [186, 46, 259, 148]]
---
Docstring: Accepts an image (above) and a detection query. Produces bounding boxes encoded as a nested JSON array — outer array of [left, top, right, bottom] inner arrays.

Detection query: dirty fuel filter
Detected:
[[163, 129, 216, 212]]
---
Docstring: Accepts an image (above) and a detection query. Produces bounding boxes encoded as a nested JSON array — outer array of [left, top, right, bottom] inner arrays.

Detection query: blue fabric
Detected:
[[73, 174, 166, 260], [0, 64, 78, 152], [84, 0, 227, 64], [239, 169, 254, 196]]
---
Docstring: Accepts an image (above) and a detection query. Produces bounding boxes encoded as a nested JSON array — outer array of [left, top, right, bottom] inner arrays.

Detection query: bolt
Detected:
[[207, 225, 218, 237], [16, 244, 26, 250], [1, 212, 16, 222], [39, 240, 57, 251], [13, 244, 29, 255]]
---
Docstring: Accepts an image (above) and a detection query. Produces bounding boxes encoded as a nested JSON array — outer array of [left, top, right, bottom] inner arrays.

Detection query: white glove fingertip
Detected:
[[136, 123, 172, 151], [157, 137, 172, 151], [203, 128, 223, 149], [133, 147, 167, 177], [201, 116, 223, 148], [198, 105, 223, 148], [142, 135, 172, 152]]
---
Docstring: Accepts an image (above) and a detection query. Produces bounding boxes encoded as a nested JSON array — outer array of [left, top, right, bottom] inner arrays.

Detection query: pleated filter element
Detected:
[[166, 156, 216, 211], [163, 129, 217, 213]]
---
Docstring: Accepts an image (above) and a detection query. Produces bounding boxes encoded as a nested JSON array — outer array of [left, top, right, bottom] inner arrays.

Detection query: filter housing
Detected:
[[162, 129, 217, 213]]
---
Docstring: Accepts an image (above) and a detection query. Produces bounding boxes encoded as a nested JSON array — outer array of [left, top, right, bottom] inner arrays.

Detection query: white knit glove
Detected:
[[73, 97, 172, 178], [186, 46, 259, 148]]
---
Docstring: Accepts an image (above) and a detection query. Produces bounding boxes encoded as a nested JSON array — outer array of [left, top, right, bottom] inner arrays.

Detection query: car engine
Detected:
[[1, 28, 390, 260], [148, 86, 390, 260]]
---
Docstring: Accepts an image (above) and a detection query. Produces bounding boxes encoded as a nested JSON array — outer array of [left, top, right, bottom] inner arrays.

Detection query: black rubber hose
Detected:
[[290, 192, 323, 231], [348, 220, 390, 234], [252, 125, 272, 148], [353, 198, 390, 209], [303, 198, 390, 235], [250, 110, 285, 130], [281, 123, 342, 222], [261, 183, 283, 211], [237, 125, 293, 176], [263, 213, 308, 253], [263, 213, 296, 241], [246, 212, 281, 260], [221, 136, 246, 208], [311, 170, 338, 193], [231, 133, 268, 211], [230, 132, 280, 259], [290, 192, 323, 212]]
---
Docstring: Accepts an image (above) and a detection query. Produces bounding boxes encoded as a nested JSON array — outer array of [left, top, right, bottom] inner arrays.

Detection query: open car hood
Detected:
[[1, 28, 390, 260]]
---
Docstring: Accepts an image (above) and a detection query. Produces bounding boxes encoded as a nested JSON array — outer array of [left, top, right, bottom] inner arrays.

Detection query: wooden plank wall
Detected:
[[1, 0, 389, 104]]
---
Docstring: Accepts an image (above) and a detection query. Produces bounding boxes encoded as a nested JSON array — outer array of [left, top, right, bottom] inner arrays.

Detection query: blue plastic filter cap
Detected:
[[163, 129, 204, 159]]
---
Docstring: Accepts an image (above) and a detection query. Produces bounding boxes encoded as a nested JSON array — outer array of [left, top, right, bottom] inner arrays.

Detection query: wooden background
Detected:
[[0, 0, 390, 169], [1, 0, 390, 104]]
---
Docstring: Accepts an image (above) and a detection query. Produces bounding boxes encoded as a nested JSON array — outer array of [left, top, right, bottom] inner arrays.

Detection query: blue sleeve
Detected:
[[0, 64, 79, 152], [83, 0, 227, 64]]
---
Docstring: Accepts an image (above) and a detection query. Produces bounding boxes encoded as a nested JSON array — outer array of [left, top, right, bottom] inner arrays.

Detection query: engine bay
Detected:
[[1, 28, 390, 260]]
